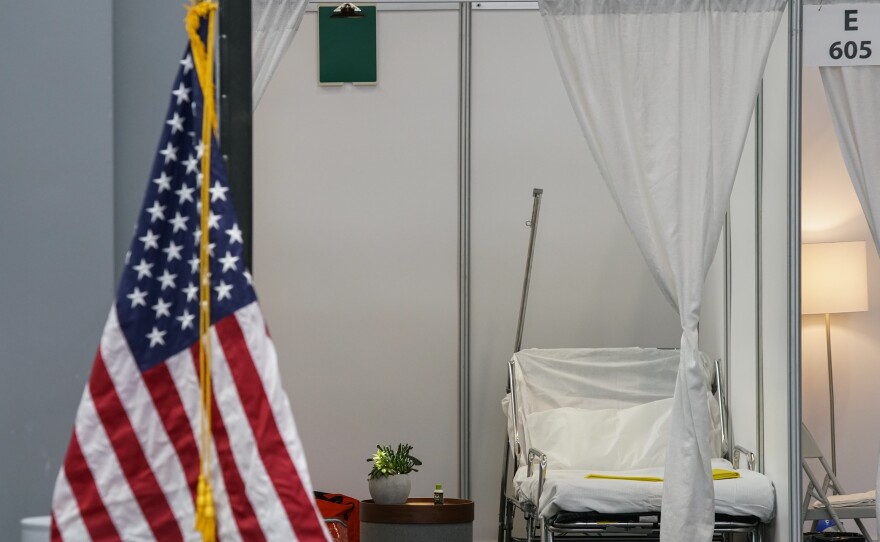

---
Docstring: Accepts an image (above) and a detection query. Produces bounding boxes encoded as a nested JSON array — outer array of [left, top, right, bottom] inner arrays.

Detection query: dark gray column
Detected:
[[220, 0, 254, 270]]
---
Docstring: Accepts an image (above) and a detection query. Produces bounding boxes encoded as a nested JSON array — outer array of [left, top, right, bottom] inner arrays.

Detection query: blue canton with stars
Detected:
[[117, 43, 256, 373]]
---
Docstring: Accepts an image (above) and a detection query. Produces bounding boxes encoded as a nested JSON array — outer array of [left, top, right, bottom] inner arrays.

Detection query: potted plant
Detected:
[[367, 443, 422, 505]]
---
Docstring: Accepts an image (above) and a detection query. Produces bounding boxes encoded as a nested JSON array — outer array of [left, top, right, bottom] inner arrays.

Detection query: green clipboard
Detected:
[[318, 5, 377, 85]]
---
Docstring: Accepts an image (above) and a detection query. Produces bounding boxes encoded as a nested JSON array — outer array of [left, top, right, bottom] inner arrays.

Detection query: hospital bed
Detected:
[[499, 347, 775, 541], [496, 190, 775, 541]]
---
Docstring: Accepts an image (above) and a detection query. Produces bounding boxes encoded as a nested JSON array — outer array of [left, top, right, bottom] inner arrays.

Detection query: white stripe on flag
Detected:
[[76, 389, 153, 541], [101, 309, 197, 539], [209, 325, 298, 542], [165, 347, 244, 542], [51, 471, 92, 542], [165, 348, 202, 456], [234, 304, 325, 523]]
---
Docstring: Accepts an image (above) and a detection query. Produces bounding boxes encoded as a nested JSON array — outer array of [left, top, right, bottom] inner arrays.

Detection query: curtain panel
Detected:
[[821, 64, 880, 535], [537, 1, 785, 540], [252, 0, 309, 110]]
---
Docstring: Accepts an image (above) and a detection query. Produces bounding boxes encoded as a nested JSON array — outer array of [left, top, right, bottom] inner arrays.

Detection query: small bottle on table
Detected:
[[433, 484, 444, 505]]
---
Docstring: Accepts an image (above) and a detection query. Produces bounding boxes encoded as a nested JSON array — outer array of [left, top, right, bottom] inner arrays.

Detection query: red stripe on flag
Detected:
[[63, 432, 120, 541], [142, 361, 200, 502], [190, 343, 266, 542], [89, 354, 183, 542], [214, 316, 326, 541], [50, 514, 62, 542]]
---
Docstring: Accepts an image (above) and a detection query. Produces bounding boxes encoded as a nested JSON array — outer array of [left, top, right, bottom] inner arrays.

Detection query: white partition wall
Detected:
[[762, 6, 800, 540], [726, 8, 798, 540], [252, 5, 798, 541], [728, 111, 761, 466], [253, 9, 461, 502]]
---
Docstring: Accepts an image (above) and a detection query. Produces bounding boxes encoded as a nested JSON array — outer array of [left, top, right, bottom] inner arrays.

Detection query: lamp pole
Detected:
[[825, 313, 837, 474]]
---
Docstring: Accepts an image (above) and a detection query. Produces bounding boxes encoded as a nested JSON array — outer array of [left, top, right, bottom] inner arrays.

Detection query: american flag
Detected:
[[49, 35, 329, 542]]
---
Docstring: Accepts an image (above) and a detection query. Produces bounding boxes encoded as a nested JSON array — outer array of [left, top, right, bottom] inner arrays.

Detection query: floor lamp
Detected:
[[802, 241, 869, 475]]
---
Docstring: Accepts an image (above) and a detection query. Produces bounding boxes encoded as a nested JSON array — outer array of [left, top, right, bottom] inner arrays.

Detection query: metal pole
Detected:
[[788, 0, 804, 537], [219, 0, 254, 271], [499, 189, 543, 542], [514, 189, 544, 354], [458, 0, 472, 502], [825, 313, 837, 474], [723, 213, 733, 451], [755, 82, 766, 474]]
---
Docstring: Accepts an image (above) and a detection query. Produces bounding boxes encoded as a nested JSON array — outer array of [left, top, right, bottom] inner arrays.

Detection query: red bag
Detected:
[[314, 492, 360, 542]]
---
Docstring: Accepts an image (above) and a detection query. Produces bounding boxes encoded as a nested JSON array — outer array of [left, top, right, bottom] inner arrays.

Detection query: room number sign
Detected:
[[804, 4, 880, 66]]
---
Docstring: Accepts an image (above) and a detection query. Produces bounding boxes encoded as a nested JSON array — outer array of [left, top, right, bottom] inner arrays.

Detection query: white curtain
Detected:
[[820, 64, 880, 534], [252, 0, 309, 110], [537, 1, 784, 540]]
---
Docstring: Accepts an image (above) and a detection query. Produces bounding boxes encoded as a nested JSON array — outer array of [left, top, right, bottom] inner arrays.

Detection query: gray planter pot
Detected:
[[368, 473, 411, 504]]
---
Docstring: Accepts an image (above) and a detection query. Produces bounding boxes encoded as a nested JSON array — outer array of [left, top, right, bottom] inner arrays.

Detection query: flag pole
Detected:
[[186, 3, 220, 540]]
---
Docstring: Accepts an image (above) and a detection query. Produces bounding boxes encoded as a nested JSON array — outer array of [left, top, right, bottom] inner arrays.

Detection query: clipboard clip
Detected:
[[331, 3, 365, 18]]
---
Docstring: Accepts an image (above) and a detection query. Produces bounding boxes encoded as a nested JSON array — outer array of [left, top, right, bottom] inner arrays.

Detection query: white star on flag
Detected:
[[208, 211, 221, 230], [146, 201, 166, 223], [176, 309, 195, 330], [146, 326, 166, 347], [169, 212, 189, 233], [139, 230, 160, 251], [171, 82, 191, 104], [175, 183, 195, 204], [219, 251, 239, 272], [226, 223, 243, 244], [163, 241, 183, 261], [157, 270, 177, 290], [159, 142, 178, 164], [151, 298, 172, 319], [180, 53, 193, 73], [153, 172, 172, 193], [133, 259, 154, 279], [126, 287, 148, 308], [214, 280, 233, 301], [166, 112, 185, 134], [183, 281, 198, 302], [183, 154, 199, 175], [209, 181, 229, 202]]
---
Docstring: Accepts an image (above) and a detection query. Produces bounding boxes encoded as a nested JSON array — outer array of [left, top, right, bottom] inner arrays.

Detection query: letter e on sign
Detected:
[[845, 10, 858, 31]]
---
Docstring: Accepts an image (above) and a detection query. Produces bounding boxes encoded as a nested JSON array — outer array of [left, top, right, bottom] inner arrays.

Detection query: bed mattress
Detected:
[[514, 458, 775, 522]]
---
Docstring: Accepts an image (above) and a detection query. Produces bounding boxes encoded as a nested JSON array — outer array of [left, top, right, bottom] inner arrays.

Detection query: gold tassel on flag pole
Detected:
[[185, 2, 219, 540]]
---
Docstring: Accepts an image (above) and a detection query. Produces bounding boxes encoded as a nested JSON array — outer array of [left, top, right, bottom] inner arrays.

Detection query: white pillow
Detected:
[[526, 398, 673, 471]]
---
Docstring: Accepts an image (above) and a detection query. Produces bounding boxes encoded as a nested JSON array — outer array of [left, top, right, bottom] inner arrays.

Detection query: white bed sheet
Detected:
[[514, 458, 775, 522]]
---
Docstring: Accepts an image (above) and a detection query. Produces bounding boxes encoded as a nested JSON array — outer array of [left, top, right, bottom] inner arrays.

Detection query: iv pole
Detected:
[[498, 188, 543, 542]]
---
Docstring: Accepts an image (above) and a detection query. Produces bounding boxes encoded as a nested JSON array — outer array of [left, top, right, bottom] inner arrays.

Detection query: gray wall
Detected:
[[113, 2, 187, 276], [0, 0, 186, 536], [0, 0, 114, 536]]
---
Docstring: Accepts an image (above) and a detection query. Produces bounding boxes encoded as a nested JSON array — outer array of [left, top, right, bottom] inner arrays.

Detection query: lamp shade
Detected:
[[802, 241, 869, 315]]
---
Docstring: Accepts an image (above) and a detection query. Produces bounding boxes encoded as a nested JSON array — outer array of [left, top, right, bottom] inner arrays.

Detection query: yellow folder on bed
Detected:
[[585, 469, 740, 482]]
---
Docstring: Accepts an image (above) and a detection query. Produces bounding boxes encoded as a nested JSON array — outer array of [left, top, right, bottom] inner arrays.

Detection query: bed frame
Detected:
[[499, 355, 763, 542]]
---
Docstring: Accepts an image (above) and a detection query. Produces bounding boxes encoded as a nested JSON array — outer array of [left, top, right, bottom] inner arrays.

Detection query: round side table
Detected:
[[360, 498, 474, 542]]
